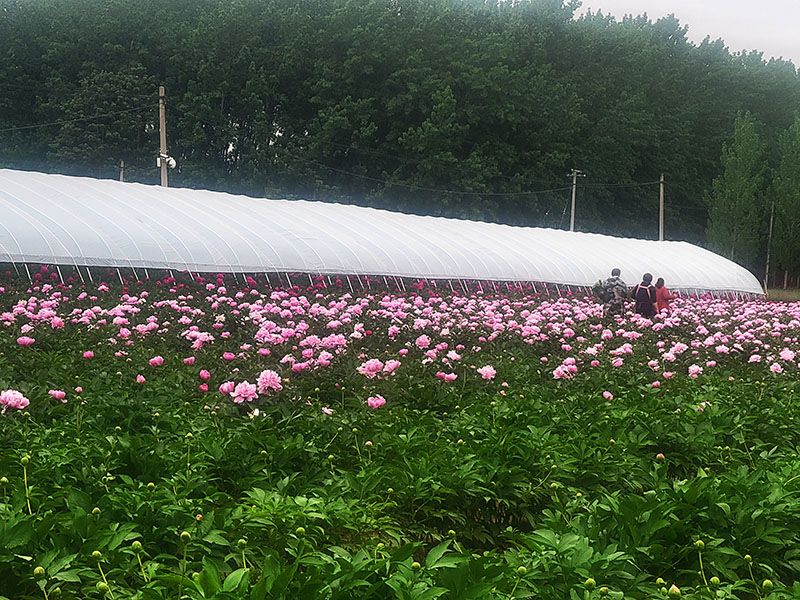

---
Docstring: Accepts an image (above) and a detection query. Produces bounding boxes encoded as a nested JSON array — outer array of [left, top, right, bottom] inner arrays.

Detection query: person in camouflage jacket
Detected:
[[599, 268, 628, 316]]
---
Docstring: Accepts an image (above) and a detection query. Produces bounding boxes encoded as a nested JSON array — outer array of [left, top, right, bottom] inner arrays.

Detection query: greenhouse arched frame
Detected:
[[0, 169, 763, 297]]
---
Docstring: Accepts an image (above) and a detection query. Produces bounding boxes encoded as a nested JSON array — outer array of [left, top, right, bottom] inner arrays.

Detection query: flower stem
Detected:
[[136, 553, 149, 582], [178, 544, 188, 599], [23, 464, 32, 515], [98, 563, 115, 599], [698, 549, 709, 589], [747, 563, 762, 600]]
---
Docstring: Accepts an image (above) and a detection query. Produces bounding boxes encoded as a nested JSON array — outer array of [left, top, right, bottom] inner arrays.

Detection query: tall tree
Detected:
[[706, 112, 768, 268], [768, 115, 800, 278], [1, 0, 799, 246]]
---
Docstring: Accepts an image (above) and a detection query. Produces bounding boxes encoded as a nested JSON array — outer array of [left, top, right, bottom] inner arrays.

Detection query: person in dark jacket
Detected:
[[632, 273, 658, 317]]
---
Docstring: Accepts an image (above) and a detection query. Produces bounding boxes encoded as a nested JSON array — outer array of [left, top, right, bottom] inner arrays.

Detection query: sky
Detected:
[[578, 0, 800, 66]]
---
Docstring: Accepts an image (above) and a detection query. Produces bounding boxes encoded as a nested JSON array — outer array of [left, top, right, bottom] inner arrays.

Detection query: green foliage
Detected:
[[706, 112, 768, 268], [1, 0, 800, 243], [2, 297, 800, 597], [768, 115, 800, 274]]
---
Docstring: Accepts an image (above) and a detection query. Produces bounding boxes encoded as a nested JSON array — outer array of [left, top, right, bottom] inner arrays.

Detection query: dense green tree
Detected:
[[768, 115, 800, 278], [1, 0, 799, 252], [706, 112, 768, 269]]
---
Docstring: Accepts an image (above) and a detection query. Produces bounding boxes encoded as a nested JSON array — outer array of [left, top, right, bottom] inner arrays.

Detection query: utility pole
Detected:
[[158, 85, 168, 187], [658, 173, 665, 241], [765, 198, 775, 291], [567, 169, 585, 232], [119, 160, 125, 182]]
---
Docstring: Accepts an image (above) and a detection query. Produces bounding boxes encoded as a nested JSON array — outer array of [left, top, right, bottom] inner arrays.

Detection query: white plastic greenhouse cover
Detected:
[[0, 169, 763, 295]]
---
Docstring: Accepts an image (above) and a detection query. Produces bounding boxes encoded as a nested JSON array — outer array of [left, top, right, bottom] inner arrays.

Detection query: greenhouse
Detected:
[[0, 169, 762, 295]]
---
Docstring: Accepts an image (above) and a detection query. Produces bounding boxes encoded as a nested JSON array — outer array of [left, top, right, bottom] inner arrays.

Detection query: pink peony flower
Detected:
[[222, 352, 236, 361], [198, 383, 209, 393], [770, 362, 784, 374], [477, 365, 496, 380], [366, 395, 386, 409], [602, 390, 614, 400], [383, 359, 402, 375], [136, 374, 146, 384], [357, 358, 384, 379], [256, 369, 283, 394], [48, 389, 67, 402], [231, 381, 258, 404], [198, 369, 211, 381], [218, 381, 235, 395], [83, 350, 94, 359], [0, 389, 30, 411], [148, 355, 164, 367], [183, 356, 196, 365], [16, 336, 35, 347], [74, 386, 83, 394], [415, 334, 431, 349], [321, 406, 334, 416], [435, 371, 458, 383]]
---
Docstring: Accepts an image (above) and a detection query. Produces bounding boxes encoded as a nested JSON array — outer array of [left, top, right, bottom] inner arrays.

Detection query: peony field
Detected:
[[2, 269, 800, 599]]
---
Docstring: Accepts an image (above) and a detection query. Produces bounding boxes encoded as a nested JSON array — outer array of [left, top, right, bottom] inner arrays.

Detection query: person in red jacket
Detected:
[[654, 277, 676, 314]]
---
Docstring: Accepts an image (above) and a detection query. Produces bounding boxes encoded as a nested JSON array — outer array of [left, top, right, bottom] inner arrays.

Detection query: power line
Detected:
[[581, 180, 661, 188], [313, 139, 528, 184], [0, 105, 153, 133], [280, 149, 669, 198], [279, 148, 574, 197]]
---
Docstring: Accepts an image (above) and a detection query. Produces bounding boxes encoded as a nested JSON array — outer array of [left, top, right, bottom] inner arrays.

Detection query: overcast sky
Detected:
[[578, 0, 800, 66]]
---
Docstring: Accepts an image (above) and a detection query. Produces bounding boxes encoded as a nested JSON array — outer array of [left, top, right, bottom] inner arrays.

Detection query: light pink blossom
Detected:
[[231, 381, 258, 404], [357, 358, 385, 379], [366, 395, 386, 409], [48, 389, 67, 402], [257, 369, 283, 394], [477, 365, 496, 380], [0, 389, 30, 411]]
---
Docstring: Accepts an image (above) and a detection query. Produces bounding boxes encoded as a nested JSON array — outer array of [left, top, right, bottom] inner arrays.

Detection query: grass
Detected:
[[767, 288, 800, 301]]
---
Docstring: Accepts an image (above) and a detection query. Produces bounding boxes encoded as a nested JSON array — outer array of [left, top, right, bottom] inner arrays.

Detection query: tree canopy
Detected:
[[1, 0, 799, 256]]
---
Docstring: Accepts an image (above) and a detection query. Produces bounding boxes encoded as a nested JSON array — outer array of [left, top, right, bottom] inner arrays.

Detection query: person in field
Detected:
[[599, 268, 628, 316], [654, 277, 676, 314], [632, 273, 658, 317]]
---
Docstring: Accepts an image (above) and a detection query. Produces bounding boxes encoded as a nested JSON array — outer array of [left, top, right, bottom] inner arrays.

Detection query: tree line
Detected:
[[0, 0, 799, 279]]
